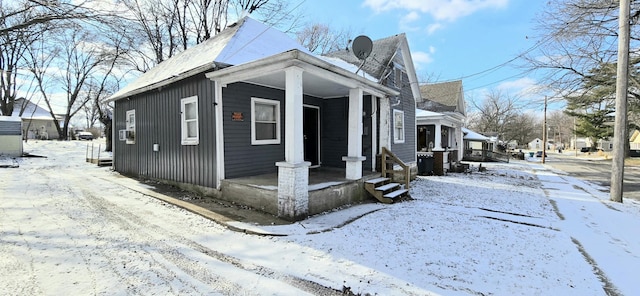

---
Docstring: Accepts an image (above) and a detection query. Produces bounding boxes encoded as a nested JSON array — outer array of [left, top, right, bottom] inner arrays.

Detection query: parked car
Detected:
[[77, 131, 94, 140], [580, 147, 590, 153], [535, 151, 547, 157]]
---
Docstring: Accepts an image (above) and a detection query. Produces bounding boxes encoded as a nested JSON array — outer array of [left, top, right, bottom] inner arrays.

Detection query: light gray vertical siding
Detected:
[[113, 74, 218, 188]]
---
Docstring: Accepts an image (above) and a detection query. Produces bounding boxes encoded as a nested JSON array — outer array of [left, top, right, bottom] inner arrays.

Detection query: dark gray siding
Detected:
[[389, 70, 416, 163], [0, 120, 21, 135], [223, 82, 371, 177], [321, 98, 347, 168], [113, 74, 218, 188], [222, 83, 285, 179], [362, 96, 373, 170]]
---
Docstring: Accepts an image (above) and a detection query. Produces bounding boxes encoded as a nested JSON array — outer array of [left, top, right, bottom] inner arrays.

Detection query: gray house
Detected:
[[108, 17, 420, 221]]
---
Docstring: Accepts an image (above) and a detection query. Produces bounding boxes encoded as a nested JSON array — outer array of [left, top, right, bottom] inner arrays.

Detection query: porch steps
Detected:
[[364, 177, 408, 204]]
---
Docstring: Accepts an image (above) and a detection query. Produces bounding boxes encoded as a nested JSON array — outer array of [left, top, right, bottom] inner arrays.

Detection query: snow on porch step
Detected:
[[375, 183, 400, 192], [366, 177, 390, 184], [384, 189, 409, 199]]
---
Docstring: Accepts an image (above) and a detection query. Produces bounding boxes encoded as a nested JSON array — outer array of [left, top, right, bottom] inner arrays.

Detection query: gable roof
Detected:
[[325, 33, 422, 103], [419, 80, 465, 114], [462, 127, 489, 141], [325, 34, 404, 80], [12, 98, 53, 121], [108, 17, 311, 101]]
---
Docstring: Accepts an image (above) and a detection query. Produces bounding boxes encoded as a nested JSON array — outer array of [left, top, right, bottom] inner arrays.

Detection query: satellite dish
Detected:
[[352, 35, 373, 60]]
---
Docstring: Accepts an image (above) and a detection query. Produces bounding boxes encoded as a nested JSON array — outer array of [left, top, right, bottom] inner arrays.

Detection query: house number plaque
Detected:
[[231, 112, 244, 121]]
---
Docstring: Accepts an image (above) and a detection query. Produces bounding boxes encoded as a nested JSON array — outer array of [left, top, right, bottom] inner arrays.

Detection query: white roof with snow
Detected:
[[462, 127, 489, 141], [108, 17, 312, 101], [11, 99, 54, 121]]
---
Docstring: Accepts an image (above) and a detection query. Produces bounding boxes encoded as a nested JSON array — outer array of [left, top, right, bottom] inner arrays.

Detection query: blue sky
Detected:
[[296, 0, 548, 107]]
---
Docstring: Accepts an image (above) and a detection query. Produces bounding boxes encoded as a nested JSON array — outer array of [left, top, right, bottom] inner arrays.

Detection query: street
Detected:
[[540, 151, 640, 201]]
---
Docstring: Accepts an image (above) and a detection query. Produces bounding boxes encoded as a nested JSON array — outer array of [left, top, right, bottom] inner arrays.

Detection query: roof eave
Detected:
[[206, 49, 400, 98], [106, 63, 217, 103]]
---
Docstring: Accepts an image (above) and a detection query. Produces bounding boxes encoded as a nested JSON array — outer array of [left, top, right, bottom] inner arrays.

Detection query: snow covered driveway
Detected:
[[0, 141, 345, 295], [1, 140, 639, 295]]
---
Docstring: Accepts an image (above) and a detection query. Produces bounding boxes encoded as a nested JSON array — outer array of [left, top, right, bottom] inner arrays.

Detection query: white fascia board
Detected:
[[206, 50, 399, 98]]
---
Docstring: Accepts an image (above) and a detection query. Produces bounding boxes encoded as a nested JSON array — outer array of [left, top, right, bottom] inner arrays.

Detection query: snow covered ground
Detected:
[[1, 140, 638, 295]]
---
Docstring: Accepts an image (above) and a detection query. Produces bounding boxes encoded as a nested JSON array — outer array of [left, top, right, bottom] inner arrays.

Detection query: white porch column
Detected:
[[342, 87, 366, 180], [276, 66, 310, 221], [379, 97, 391, 150], [433, 123, 443, 151]]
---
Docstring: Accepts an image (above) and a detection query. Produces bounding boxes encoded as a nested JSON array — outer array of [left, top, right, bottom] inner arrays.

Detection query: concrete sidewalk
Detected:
[[527, 162, 640, 295]]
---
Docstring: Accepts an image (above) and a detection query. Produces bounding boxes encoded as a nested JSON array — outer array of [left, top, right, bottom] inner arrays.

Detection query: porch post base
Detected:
[[342, 156, 366, 180], [276, 161, 311, 221]]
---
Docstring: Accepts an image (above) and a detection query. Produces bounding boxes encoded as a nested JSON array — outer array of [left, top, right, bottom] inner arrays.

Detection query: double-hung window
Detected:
[[393, 109, 405, 143], [251, 97, 280, 145], [181, 96, 199, 145], [125, 109, 136, 144]]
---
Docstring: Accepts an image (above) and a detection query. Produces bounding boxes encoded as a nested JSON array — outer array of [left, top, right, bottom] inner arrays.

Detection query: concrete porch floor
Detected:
[[224, 167, 380, 190]]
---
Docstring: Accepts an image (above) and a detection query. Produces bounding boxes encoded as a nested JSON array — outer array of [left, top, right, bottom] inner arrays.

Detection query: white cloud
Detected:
[[426, 23, 443, 34], [364, 0, 508, 22], [399, 11, 421, 31], [496, 77, 536, 92], [412, 47, 435, 70]]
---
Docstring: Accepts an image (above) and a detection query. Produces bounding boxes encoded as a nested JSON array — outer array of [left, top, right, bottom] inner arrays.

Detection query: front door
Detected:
[[303, 106, 320, 166]]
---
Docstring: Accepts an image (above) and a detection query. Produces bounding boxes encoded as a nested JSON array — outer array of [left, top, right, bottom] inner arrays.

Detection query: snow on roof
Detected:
[[415, 108, 443, 118], [11, 98, 53, 121], [0, 115, 21, 122], [108, 17, 311, 101], [462, 127, 489, 141]]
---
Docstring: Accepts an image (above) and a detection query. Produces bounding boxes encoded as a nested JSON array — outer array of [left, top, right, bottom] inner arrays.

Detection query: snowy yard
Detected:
[[1, 140, 638, 295]]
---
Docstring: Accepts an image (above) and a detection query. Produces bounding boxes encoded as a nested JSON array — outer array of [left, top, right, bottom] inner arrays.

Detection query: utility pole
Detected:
[[611, 0, 630, 203], [542, 96, 547, 164]]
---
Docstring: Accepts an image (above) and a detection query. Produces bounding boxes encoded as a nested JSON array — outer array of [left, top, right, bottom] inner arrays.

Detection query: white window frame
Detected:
[[125, 109, 135, 144], [181, 96, 199, 145], [251, 97, 280, 145], [393, 109, 405, 144]]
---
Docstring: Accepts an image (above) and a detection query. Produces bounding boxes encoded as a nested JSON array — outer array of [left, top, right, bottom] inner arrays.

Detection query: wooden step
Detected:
[[384, 189, 408, 199], [375, 183, 400, 192], [366, 177, 390, 185]]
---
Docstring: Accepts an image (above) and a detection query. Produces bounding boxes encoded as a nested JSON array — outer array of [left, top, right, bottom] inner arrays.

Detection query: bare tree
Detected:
[[296, 23, 351, 54], [525, 0, 640, 97], [467, 89, 527, 145], [116, 0, 293, 70], [0, 0, 94, 36], [1, 0, 99, 116], [27, 25, 111, 140]]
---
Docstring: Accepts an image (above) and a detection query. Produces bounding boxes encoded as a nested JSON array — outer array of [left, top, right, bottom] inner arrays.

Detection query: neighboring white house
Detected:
[[528, 138, 543, 150], [11, 98, 59, 140]]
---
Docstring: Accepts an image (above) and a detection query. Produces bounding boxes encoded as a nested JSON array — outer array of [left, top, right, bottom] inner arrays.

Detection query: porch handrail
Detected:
[[381, 147, 410, 190]]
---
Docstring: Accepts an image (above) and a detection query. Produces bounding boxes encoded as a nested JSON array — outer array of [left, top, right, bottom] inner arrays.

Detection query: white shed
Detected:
[[0, 116, 23, 157]]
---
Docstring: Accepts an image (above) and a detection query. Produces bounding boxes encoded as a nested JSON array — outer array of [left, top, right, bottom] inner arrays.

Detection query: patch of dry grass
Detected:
[[625, 158, 640, 167]]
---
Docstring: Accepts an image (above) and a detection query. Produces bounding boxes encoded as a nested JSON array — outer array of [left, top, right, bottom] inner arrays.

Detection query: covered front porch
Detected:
[[207, 50, 399, 221], [416, 109, 464, 174], [220, 167, 381, 217]]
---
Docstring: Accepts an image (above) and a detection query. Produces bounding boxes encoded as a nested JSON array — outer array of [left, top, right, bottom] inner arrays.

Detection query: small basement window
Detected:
[[251, 97, 280, 145], [181, 96, 199, 145]]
